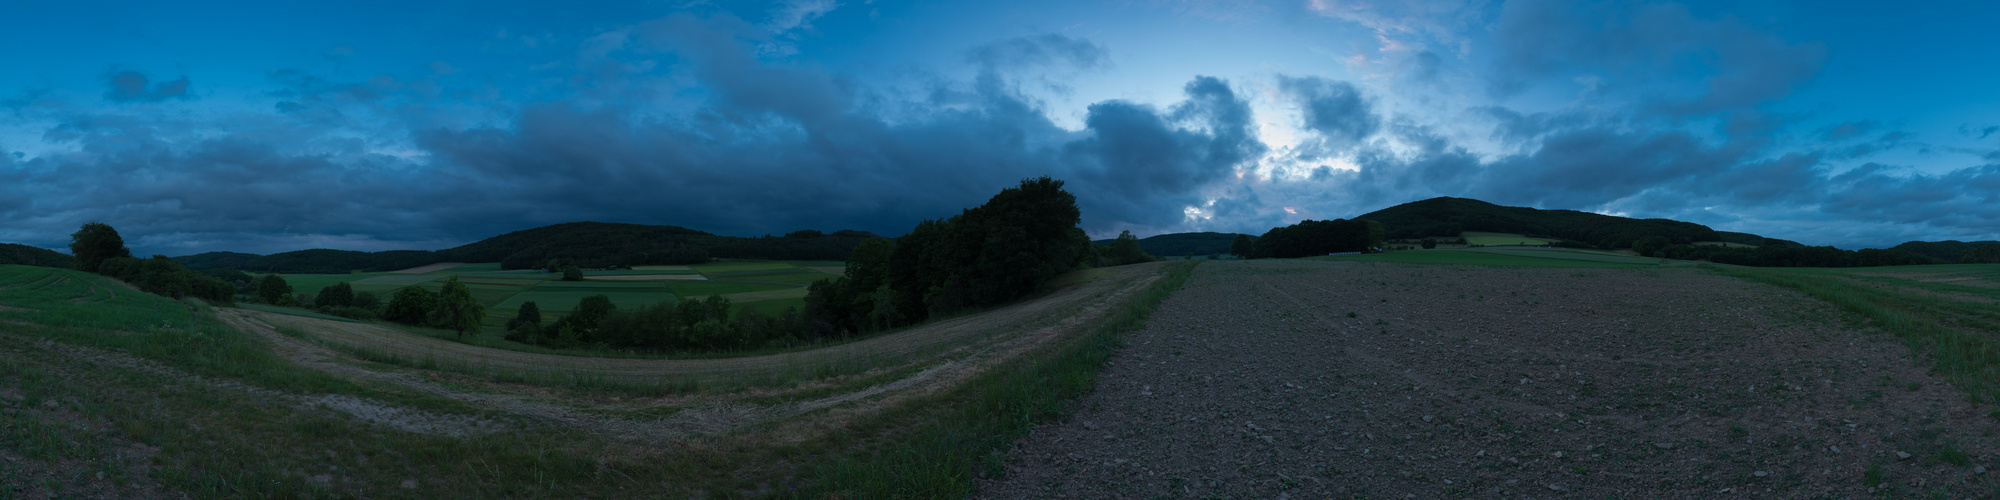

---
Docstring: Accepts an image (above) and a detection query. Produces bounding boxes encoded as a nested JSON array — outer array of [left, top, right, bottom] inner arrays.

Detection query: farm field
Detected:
[[1460, 231, 1555, 246], [1320, 247, 1665, 267], [264, 260, 838, 327], [981, 259, 2000, 498]]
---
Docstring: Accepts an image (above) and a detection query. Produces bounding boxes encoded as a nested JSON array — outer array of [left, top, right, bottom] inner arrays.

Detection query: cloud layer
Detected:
[[2, 1, 1997, 256]]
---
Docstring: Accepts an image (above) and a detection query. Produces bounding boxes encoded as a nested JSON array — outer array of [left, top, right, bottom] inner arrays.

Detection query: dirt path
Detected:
[[980, 260, 2000, 498], [219, 262, 1169, 441], [233, 263, 1161, 388]]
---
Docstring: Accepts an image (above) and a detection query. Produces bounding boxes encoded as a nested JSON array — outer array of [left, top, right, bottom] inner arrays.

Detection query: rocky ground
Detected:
[[980, 260, 2000, 499]]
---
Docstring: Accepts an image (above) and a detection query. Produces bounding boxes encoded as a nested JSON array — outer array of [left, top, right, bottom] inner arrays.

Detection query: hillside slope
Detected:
[[1358, 197, 1720, 249]]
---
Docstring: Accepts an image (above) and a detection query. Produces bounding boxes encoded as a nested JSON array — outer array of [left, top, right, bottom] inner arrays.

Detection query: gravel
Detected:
[[978, 260, 2000, 498]]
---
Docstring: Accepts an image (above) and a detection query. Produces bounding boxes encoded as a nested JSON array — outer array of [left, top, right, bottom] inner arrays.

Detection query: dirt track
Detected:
[[982, 260, 2000, 498], [217, 263, 1169, 440]]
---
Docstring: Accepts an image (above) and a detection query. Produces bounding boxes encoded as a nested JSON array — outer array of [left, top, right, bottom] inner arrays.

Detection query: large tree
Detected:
[[384, 285, 439, 324], [315, 282, 355, 309], [258, 274, 294, 305], [69, 222, 133, 274], [431, 275, 484, 341], [1230, 234, 1254, 258]]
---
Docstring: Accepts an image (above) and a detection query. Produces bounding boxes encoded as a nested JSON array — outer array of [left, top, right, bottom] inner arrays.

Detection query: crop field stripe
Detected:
[[803, 261, 1197, 497], [1712, 265, 2000, 403], [534, 280, 665, 289], [667, 282, 795, 296]]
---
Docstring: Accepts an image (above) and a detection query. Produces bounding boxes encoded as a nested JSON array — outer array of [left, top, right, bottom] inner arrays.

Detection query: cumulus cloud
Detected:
[[103, 71, 192, 102], [1489, 0, 1825, 115]]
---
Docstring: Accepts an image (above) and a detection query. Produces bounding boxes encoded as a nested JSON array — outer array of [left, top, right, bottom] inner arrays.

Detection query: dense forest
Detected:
[[1359, 197, 1721, 249], [1247, 219, 1385, 258], [0, 243, 73, 268], [1889, 240, 2000, 264], [173, 223, 884, 273], [1091, 231, 1252, 257]]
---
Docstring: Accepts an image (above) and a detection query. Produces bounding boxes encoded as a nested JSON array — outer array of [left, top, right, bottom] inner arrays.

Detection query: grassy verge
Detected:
[[796, 260, 1199, 497], [1708, 265, 2000, 403]]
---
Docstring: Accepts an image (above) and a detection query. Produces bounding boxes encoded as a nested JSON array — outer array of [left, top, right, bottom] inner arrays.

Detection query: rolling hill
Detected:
[[1357, 197, 1722, 249], [174, 222, 885, 273]]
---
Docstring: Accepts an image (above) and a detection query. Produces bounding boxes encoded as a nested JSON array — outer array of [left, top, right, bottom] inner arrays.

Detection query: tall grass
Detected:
[[1710, 265, 2000, 403], [797, 260, 1199, 497]]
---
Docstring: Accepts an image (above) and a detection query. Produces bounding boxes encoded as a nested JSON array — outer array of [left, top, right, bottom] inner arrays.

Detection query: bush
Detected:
[[383, 286, 439, 324], [258, 275, 293, 305], [315, 282, 354, 308]]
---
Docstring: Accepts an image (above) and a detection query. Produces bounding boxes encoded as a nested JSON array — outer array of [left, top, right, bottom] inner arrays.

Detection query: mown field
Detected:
[[0, 261, 1187, 498]]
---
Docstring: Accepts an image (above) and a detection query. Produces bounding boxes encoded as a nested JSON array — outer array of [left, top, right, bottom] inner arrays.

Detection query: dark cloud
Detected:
[[9, 9, 1998, 255], [1820, 120, 1877, 141], [1276, 75, 1377, 147], [1064, 76, 1265, 230], [1474, 105, 1591, 144], [103, 71, 191, 102], [966, 33, 1108, 71], [0, 13, 1264, 255], [1490, 0, 1824, 115]]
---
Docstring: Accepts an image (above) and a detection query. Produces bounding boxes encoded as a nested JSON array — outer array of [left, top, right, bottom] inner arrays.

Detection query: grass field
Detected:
[[667, 281, 797, 296], [490, 281, 674, 313], [1319, 247, 1664, 267], [1460, 231, 1555, 246]]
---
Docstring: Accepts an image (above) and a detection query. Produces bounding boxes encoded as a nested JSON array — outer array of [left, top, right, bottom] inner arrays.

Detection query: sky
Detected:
[[3, 0, 1998, 256]]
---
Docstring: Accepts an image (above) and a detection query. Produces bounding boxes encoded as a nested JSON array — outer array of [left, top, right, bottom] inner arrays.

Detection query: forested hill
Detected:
[[0, 243, 74, 269], [1091, 232, 1252, 257], [1890, 240, 2000, 263], [173, 222, 886, 273], [1359, 197, 1722, 249]]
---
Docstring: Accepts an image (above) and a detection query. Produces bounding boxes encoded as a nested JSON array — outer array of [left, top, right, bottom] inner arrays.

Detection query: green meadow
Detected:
[[259, 260, 830, 330], [1459, 231, 1556, 246]]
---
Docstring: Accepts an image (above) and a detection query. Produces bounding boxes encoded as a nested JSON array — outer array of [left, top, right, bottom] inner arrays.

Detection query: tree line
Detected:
[[1229, 218, 1385, 259], [69, 223, 235, 304]]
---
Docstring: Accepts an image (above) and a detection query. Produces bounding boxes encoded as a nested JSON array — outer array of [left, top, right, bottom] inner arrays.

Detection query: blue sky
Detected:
[[4, 0, 1998, 255]]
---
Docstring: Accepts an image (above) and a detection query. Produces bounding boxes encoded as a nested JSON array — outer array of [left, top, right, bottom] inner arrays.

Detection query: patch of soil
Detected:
[[980, 260, 2000, 498]]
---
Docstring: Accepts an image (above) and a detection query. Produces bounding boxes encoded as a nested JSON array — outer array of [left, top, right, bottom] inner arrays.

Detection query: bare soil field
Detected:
[[981, 260, 2000, 498]]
